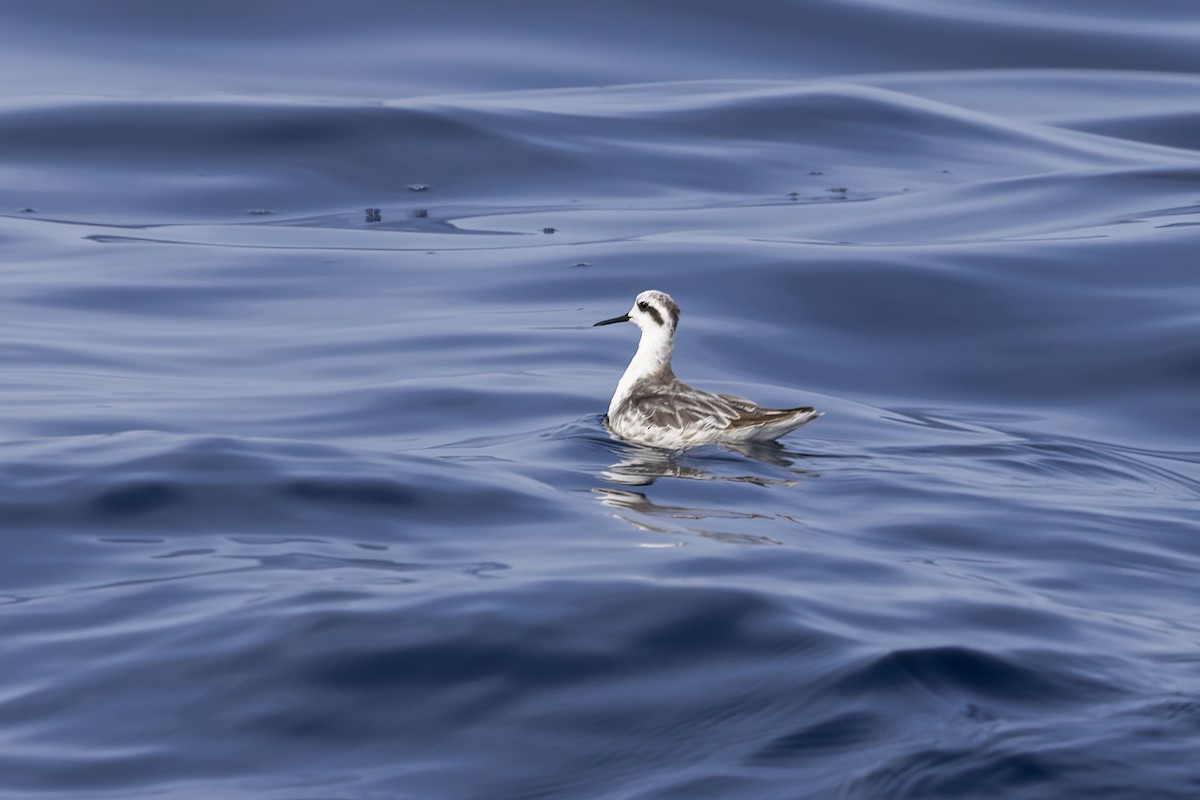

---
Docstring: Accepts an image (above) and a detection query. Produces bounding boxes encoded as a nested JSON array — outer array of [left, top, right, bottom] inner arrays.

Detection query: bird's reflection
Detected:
[[599, 440, 815, 487], [593, 486, 786, 546], [593, 440, 820, 545]]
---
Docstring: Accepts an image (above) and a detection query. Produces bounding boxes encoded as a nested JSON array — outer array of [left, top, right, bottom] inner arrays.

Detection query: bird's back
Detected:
[[607, 376, 819, 447]]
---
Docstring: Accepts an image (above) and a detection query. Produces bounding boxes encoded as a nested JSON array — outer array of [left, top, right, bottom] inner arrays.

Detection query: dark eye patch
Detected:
[[644, 305, 664, 326], [637, 301, 649, 311]]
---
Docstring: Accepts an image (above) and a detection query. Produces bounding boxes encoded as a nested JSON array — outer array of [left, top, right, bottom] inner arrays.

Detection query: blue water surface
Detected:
[[1, 2, 1198, 798]]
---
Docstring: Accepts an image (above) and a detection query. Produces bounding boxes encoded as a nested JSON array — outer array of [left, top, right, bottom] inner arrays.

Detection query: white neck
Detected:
[[608, 325, 674, 416]]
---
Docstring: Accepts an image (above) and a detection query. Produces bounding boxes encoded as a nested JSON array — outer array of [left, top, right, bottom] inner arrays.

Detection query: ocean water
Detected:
[[1, 2, 1199, 798]]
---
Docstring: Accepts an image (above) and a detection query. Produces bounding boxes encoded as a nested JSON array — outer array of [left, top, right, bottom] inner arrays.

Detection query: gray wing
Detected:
[[619, 382, 810, 433], [619, 390, 738, 433], [715, 393, 816, 429]]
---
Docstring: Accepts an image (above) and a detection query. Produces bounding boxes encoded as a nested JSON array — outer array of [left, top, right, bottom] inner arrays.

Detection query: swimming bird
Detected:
[[594, 290, 820, 449]]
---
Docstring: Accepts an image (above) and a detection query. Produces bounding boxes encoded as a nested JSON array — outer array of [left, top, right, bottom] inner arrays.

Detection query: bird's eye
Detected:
[[637, 301, 649, 311]]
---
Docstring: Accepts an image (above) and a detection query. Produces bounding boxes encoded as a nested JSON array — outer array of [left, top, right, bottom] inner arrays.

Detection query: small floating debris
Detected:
[[246, 209, 273, 216], [19, 207, 35, 213], [788, 192, 800, 200], [571, 262, 589, 268], [941, 169, 951, 174], [412, 209, 428, 218], [407, 183, 430, 192], [365, 208, 382, 223], [808, 170, 824, 176], [542, 227, 557, 234], [828, 187, 848, 194]]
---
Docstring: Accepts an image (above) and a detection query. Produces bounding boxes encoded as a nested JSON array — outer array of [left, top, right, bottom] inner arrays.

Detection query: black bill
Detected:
[[593, 313, 631, 326]]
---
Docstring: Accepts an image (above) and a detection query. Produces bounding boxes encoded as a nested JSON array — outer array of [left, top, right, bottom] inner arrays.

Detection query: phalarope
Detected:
[[594, 290, 820, 449]]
